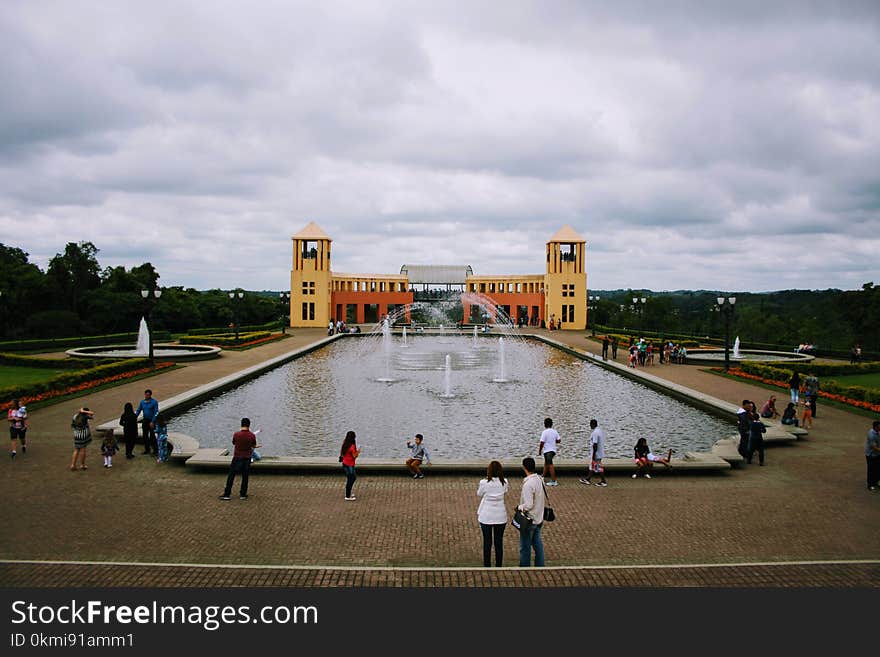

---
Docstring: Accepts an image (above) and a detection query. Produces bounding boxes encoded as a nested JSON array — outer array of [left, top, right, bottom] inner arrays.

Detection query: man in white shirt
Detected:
[[580, 419, 608, 487], [517, 457, 546, 567], [538, 417, 560, 486]]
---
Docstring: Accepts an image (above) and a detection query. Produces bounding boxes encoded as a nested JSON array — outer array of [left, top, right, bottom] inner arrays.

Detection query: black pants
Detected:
[[224, 457, 252, 497], [480, 522, 505, 567], [141, 420, 157, 454], [747, 436, 765, 465], [738, 432, 750, 458], [867, 456, 880, 489], [809, 394, 817, 418], [124, 430, 137, 457]]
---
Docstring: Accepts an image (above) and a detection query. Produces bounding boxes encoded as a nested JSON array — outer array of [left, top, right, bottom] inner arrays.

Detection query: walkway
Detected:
[[2, 328, 878, 587]]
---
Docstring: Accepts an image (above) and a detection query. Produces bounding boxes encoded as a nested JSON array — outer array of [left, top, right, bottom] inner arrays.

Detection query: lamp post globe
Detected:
[[140, 288, 162, 364], [229, 291, 244, 342], [716, 296, 736, 372]]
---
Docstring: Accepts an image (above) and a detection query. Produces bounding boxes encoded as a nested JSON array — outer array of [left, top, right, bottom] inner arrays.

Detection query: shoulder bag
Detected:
[[511, 508, 532, 532], [542, 481, 556, 522]]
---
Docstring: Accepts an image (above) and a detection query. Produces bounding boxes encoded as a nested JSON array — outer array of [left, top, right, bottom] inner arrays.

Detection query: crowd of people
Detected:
[[34, 388, 176, 473], [600, 336, 690, 366], [314, 416, 680, 567], [8, 338, 875, 570]]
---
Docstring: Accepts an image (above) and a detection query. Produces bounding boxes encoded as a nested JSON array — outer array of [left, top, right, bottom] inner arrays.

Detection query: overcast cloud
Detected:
[[1, 0, 878, 292]]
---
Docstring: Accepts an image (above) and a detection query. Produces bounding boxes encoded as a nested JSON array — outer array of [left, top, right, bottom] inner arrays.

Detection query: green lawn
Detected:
[[0, 366, 68, 388], [827, 372, 880, 389]]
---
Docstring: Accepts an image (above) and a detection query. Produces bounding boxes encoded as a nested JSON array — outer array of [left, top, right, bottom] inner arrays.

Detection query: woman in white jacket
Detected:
[[477, 460, 509, 567]]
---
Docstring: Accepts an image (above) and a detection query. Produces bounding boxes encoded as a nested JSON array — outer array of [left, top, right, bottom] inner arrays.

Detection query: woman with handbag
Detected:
[[516, 456, 546, 567], [339, 431, 361, 501], [477, 460, 509, 567]]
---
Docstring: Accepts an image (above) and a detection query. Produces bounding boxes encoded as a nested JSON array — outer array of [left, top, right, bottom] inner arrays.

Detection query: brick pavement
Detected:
[[2, 329, 878, 587]]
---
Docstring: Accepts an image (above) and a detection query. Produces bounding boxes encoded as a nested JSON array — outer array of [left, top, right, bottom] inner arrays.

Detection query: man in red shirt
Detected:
[[220, 418, 258, 500]]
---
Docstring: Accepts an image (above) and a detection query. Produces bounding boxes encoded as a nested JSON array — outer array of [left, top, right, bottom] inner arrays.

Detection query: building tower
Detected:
[[290, 222, 333, 329], [544, 225, 587, 330]]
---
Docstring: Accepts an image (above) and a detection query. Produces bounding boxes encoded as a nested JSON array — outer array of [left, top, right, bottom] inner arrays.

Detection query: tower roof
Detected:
[[292, 221, 332, 240], [548, 225, 585, 243]]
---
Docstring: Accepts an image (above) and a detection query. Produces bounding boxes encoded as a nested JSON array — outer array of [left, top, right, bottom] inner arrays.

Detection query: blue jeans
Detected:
[[342, 465, 357, 498], [519, 521, 544, 567]]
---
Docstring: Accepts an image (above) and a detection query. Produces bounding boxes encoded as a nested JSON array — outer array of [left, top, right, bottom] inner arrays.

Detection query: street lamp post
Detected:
[[716, 296, 737, 372], [228, 291, 244, 342], [279, 292, 290, 334], [140, 288, 163, 364], [633, 296, 646, 334]]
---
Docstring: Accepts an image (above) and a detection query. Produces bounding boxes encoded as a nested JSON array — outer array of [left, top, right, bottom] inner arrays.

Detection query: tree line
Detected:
[[0, 242, 285, 339], [1, 240, 877, 352], [589, 286, 878, 353]]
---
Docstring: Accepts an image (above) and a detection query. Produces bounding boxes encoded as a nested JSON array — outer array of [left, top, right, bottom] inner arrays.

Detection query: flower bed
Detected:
[[222, 334, 287, 350], [178, 331, 271, 346], [0, 359, 175, 407], [718, 367, 880, 414]]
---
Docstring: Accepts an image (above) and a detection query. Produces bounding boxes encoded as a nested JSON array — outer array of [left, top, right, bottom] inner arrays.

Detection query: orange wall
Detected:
[[331, 291, 414, 323]]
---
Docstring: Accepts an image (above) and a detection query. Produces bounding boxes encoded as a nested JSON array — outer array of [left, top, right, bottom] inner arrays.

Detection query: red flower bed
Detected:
[[228, 334, 285, 349], [2, 361, 175, 407], [719, 368, 880, 414]]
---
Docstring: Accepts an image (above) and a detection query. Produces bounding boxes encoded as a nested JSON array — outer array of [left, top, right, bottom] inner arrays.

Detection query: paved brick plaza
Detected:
[[2, 329, 878, 587]]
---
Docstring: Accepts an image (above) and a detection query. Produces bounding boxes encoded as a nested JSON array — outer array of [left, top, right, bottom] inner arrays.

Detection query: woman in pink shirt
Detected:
[[339, 430, 362, 501]]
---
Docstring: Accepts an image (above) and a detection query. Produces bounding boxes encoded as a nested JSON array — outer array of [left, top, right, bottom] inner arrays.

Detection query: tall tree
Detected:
[[0, 244, 51, 337], [46, 242, 101, 315]]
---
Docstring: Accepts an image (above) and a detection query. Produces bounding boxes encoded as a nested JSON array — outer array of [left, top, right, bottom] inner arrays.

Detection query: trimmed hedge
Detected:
[[740, 361, 880, 378], [178, 331, 272, 346], [185, 322, 279, 336], [0, 357, 156, 404], [0, 352, 83, 369], [0, 331, 172, 353], [739, 362, 880, 405]]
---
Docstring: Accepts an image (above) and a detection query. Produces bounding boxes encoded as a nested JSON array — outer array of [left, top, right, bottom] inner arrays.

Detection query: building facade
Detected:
[[289, 222, 588, 330]]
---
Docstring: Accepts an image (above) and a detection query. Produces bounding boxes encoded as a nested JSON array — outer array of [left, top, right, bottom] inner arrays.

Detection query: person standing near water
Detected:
[[580, 419, 607, 486], [70, 407, 94, 471], [119, 402, 139, 459], [340, 430, 361, 501], [517, 457, 546, 567], [219, 418, 259, 501], [477, 460, 509, 567], [135, 389, 159, 455], [538, 417, 560, 486], [789, 371, 801, 404]]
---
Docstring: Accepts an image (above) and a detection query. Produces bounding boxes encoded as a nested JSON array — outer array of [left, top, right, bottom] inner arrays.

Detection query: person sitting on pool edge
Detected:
[[633, 437, 673, 479], [405, 433, 428, 479]]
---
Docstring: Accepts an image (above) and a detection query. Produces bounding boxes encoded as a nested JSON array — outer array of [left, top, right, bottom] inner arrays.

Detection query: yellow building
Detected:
[[289, 222, 588, 330]]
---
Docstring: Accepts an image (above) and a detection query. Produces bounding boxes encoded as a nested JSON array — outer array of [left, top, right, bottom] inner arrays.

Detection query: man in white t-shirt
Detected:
[[580, 418, 608, 487], [538, 417, 560, 486]]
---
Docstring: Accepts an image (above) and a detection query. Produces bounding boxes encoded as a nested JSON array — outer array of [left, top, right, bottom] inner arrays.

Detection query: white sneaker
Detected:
[[579, 478, 591, 485], [345, 496, 357, 501], [632, 473, 637, 479], [644, 473, 651, 479]]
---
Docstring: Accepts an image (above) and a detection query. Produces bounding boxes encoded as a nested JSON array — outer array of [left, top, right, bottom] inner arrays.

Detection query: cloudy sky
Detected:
[[1, 1, 878, 293]]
